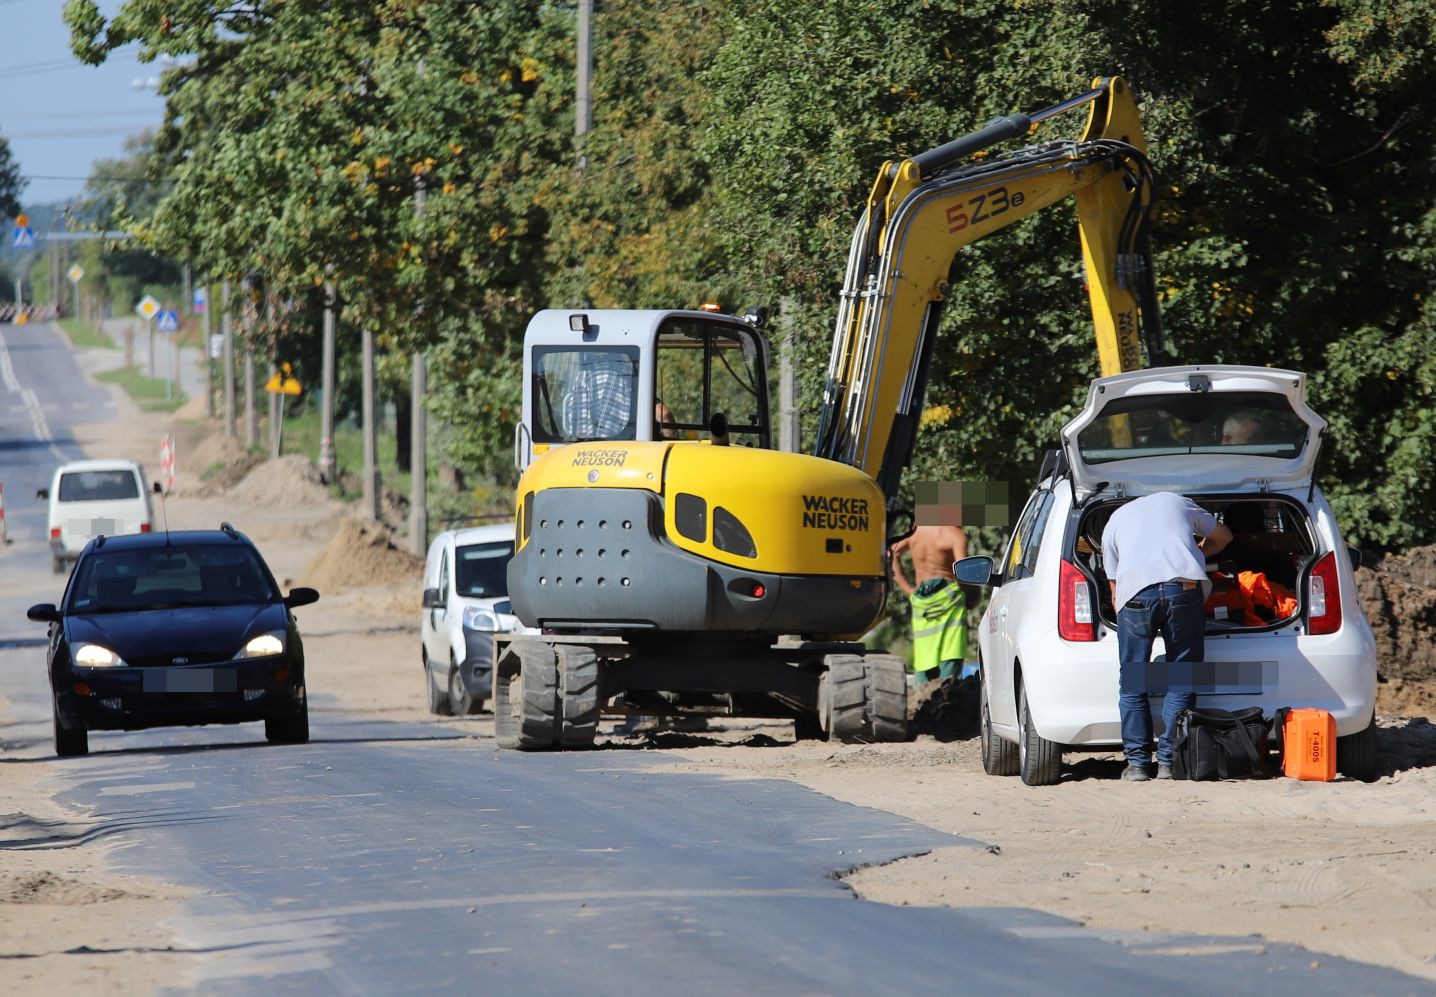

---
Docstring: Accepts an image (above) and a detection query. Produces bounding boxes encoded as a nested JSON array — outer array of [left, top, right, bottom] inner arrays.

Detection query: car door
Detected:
[[421, 538, 447, 664], [429, 547, 452, 664], [985, 489, 1053, 728]]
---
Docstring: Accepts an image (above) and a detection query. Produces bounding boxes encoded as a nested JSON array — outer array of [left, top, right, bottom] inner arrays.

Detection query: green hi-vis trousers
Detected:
[[911, 577, 967, 675]]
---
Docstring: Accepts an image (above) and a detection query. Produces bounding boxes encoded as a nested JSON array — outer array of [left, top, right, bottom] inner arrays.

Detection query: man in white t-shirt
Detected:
[[1102, 492, 1232, 781]]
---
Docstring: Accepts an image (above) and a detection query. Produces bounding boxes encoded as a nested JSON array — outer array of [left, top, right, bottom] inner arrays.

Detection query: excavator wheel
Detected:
[[495, 639, 559, 750], [824, 654, 869, 743], [864, 653, 909, 742], [557, 644, 600, 748]]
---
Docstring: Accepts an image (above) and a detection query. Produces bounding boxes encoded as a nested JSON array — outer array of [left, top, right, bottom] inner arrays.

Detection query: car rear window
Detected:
[[455, 541, 513, 598], [69, 544, 280, 613], [1076, 391, 1310, 465], [58, 469, 140, 501]]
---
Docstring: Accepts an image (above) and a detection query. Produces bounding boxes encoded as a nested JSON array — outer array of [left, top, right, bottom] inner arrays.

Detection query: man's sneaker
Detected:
[[1156, 763, 1174, 780], [1121, 763, 1152, 782]]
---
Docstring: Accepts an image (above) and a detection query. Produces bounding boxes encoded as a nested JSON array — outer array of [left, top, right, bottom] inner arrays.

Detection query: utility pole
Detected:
[[200, 280, 214, 417], [222, 280, 236, 438], [576, 0, 593, 166], [410, 354, 427, 552], [361, 327, 380, 520], [410, 102, 430, 554], [243, 284, 258, 446], [779, 307, 799, 452], [318, 281, 337, 483]]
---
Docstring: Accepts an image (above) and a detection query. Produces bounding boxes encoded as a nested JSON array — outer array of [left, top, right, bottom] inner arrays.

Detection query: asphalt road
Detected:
[[0, 323, 1422, 994]]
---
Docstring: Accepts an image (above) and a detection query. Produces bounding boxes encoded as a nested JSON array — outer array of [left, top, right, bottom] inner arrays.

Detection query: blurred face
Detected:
[[1222, 417, 1258, 445]]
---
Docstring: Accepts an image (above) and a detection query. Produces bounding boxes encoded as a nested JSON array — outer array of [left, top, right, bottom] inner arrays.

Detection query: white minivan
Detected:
[[420, 521, 527, 715], [42, 459, 157, 574], [957, 366, 1378, 785]]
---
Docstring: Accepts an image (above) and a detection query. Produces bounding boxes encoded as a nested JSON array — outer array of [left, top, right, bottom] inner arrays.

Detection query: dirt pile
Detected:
[[1355, 543, 1436, 713], [301, 515, 423, 593], [188, 432, 264, 494], [227, 454, 336, 508]]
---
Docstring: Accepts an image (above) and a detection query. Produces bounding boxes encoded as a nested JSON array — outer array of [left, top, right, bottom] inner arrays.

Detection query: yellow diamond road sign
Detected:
[[136, 294, 160, 320], [67, 264, 84, 283], [264, 362, 302, 397]]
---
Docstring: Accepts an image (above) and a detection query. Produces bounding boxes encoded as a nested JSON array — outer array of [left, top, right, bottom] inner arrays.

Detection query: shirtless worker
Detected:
[[890, 525, 970, 685]]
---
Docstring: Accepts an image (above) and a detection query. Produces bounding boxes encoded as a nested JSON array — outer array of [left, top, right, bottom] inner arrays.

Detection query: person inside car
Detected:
[[1102, 491, 1232, 781]]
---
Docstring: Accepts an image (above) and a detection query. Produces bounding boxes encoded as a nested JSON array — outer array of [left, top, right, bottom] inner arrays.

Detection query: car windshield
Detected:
[[59, 469, 140, 501], [68, 544, 280, 613], [455, 541, 512, 598], [1076, 391, 1310, 465]]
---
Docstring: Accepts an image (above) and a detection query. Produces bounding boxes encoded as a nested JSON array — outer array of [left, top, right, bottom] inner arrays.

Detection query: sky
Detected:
[[0, 0, 167, 210]]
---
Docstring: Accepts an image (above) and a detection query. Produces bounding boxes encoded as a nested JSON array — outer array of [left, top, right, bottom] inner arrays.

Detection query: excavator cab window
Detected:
[[531, 345, 640, 444], [655, 319, 770, 448]]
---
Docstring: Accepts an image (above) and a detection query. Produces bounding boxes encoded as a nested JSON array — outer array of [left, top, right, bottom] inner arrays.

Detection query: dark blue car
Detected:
[[27, 524, 319, 756]]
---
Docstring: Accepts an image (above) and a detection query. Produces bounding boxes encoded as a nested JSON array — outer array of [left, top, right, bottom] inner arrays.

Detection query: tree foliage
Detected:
[[62, 0, 1436, 549], [0, 134, 23, 219]]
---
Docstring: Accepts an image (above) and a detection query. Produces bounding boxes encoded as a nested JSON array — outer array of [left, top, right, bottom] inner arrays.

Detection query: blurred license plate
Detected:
[[143, 669, 234, 693]]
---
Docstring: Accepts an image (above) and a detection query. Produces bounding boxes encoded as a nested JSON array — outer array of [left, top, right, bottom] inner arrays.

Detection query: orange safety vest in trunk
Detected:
[[1237, 570, 1298, 626]]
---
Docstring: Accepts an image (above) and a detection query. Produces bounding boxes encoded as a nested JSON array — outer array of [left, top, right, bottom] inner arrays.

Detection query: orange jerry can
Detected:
[[1281, 708, 1337, 781]]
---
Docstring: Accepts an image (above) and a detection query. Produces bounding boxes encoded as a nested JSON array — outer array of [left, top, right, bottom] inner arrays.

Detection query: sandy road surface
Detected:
[[3, 382, 1435, 990]]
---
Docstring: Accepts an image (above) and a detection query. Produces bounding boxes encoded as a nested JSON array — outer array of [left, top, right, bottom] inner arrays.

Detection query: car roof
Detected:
[[55, 459, 143, 473], [448, 523, 515, 545], [83, 529, 253, 553]]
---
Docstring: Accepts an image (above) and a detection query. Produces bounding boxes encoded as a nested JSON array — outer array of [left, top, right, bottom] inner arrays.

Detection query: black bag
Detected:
[[1170, 707, 1272, 780]]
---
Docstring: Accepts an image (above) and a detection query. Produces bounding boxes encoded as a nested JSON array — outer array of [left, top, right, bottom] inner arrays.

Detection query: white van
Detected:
[[420, 521, 528, 715], [42, 459, 156, 574]]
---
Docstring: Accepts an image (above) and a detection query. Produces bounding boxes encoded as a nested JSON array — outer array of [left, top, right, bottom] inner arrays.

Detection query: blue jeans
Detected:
[[1117, 582, 1204, 766]]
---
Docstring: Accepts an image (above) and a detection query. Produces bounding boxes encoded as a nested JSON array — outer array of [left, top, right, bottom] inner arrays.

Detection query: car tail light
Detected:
[[1058, 559, 1096, 642], [1307, 550, 1342, 636], [140, 522, 151, 533], [50, 527, 61, 540]]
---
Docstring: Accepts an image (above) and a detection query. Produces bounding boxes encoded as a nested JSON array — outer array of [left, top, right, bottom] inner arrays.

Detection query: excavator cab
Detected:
[[515, 309, 772, 470]]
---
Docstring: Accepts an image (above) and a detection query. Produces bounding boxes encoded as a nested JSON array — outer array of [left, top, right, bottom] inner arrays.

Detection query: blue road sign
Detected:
[[193, 286, 208, 313], [11, 226, 34, 249], [156, 309, 180, 333]]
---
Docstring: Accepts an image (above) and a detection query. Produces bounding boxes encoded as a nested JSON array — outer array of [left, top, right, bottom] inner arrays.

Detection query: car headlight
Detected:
[[462, 607, 498, 631], [74, 644, 127, 668], [237, 632, 286, 659]]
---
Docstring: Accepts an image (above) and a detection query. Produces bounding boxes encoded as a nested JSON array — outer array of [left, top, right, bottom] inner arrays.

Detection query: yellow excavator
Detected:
[[497, 76, 1165, 749]]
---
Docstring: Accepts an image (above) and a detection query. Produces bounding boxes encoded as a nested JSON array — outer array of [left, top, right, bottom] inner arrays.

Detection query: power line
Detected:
[[8, 126, 159, 139], [3, 110, 162, 121], [24, 174, 172, 184]]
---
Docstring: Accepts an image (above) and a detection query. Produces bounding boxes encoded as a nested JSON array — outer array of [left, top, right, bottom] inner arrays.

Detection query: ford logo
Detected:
[[172, 656, 189, 665]]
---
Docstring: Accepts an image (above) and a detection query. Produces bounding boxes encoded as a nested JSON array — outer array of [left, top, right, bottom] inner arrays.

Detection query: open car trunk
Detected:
[[1074, 494, 1317, 633]]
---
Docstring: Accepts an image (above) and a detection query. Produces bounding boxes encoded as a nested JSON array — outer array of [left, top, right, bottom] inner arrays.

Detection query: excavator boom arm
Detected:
[[813, 77, 1164, 504]]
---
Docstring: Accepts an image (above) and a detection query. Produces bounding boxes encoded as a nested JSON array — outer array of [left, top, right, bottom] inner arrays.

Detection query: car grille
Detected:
[[125, 650, 236, 668]]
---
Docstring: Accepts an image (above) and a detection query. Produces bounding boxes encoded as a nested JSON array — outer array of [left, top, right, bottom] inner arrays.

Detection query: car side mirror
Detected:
[[284, 587, 320, 608], [36, 488, 48, 501], [954, 555, 996, 587], [153, 482, 163, 495], [422, 587, 444, 609], [1346, 545, 1362, 571], [27, 603, 60, 623]]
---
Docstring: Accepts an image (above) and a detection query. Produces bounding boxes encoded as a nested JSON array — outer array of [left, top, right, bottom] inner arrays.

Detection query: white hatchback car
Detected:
[[957, 365, 1378, 785], [420, 521, 527, 715], [42, 459, 157, 574]]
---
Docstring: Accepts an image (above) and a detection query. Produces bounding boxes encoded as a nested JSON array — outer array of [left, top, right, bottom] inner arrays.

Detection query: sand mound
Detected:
[[1356, 543, 1436, 713], [228, 455, 335, 508], [188, 432, 264, 494], [301, 516, 423, 593]]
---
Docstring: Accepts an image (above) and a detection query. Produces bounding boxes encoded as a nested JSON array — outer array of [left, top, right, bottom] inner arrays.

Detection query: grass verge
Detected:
[[96, 366, 187, 412], [58, 318, 114, 350]]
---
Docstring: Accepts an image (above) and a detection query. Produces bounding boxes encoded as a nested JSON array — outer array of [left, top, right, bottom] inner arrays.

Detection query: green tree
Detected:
[[0, 133, 23, 219]]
